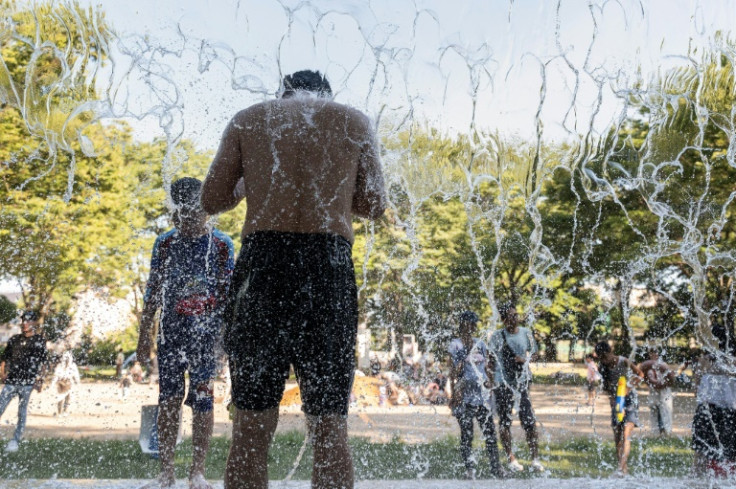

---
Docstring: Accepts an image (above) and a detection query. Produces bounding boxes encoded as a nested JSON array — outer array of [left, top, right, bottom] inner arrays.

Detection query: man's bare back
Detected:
[[201, 94, 385, 242]]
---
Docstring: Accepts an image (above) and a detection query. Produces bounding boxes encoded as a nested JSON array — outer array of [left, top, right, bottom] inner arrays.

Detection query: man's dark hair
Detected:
[[21, 310, 40, 322], [458, 310, 479, 325], [594, 341, 612, 358], [281, 70, 332, 98], [171, 177, 202, 209], [498, 301, 516, 322]]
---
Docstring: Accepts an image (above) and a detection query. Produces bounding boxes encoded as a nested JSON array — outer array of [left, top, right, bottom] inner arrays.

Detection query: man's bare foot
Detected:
[[139, 475, 175, 489], [189, 472, 213, 489]]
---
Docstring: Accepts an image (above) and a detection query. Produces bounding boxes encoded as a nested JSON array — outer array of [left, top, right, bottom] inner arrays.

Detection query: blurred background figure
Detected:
[[129, 360, 144, 383], [638, 348, 676, 436], [119, 369, 132, 399], [49, 351, 81, 417], [585, 353, 602, 407]]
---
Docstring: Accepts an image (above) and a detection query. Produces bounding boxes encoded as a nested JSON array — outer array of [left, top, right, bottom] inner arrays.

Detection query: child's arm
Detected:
[[137, 237, 164, 367]]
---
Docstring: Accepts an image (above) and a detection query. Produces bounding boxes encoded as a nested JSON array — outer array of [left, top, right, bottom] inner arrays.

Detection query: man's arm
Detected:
[[201, 119, 244, 215], [352, 117, 386, 219]]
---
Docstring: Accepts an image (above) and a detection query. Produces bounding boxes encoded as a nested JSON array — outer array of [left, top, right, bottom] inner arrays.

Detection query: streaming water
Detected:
[[0, 0, 734, 484]]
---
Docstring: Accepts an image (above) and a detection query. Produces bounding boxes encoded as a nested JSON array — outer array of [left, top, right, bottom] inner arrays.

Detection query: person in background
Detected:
[[115, 348, 125, 379], [129, 360, 144, 383], [120, 369, 133, 399], [637, 348, 675, 436], [691, 318, 736, 478], [585, 353, 602, 407], [137, 177, 235, 489], [490, 302, 544, 473], [594, 341, 644, 476], [0, 310, 48, 453], [448, 310, 503, 479], [49, 351, 81, 417]]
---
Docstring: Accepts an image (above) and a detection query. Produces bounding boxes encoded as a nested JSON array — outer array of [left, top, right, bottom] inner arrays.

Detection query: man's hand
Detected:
[[515, 355, 526, 364]]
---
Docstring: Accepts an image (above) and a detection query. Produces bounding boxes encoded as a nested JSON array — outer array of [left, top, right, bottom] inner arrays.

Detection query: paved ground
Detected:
[[0, 380, 697, 443], [0, 478, 733, 489]]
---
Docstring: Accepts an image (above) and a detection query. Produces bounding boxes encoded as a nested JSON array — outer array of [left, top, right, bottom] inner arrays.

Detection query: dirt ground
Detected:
[[0, 377, 697, 444]]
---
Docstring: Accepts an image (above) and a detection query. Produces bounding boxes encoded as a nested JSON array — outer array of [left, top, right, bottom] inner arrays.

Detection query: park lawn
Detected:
[[0, 433, 692, 480]]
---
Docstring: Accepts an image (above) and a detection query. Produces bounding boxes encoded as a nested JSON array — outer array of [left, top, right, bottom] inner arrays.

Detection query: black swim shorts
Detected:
[[226, 231, 358, 417]]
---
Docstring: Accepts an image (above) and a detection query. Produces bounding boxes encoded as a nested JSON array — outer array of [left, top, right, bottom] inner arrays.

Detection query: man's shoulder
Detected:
[[266, 98, 370, 123]]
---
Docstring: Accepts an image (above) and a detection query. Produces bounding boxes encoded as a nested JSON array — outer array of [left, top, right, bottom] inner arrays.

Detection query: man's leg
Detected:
[[311, 414, 354, 489], [13, 386, 33, 443], [660, 389, 673, 435], [225, 407, 279, 489], [455, 407, 475, 473], [494, 386, 516, 462], [476, 406, 502, 477], [0, 384, 17, 419], [157, 397, 183, 487], [518, 388, 539, 461], [649, 390, 661, 433]]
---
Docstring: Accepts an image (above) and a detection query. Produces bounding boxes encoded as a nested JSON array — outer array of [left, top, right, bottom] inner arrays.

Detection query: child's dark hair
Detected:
[[281, 70, 332, 98], [171, 177, 202, 209], [594, 341, 612, 358]]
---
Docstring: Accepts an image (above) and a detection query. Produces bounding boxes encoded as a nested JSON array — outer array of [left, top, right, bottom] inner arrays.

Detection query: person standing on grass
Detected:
[[201, 69, 386, 489], [691, 318, 736, 478], [594, 341, 644, 476], [49, 351, 81, 417], [115, 348, 125, 379], [0, 310, 48, 453], [490, 302, 544, 473], [585, 353, 602, 407], [448, 310, 503, 480], [637, 348, 675, 436], [137, 177, 235, 489]]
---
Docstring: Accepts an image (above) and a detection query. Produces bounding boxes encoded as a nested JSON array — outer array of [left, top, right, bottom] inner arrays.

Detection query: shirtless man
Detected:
[[201, 70, 386, 489], [638, 348, 676, 435]]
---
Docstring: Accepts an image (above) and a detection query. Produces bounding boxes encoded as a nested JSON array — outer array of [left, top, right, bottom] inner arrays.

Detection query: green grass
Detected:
[[0, 433, 693, 480], [78, 366, 117, 381]]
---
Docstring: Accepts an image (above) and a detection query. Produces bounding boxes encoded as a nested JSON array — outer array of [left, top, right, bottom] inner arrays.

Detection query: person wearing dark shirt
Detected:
[[137, 177, 235, 489], [0, 310, 48, 453], [594, 341, 645, 476]]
